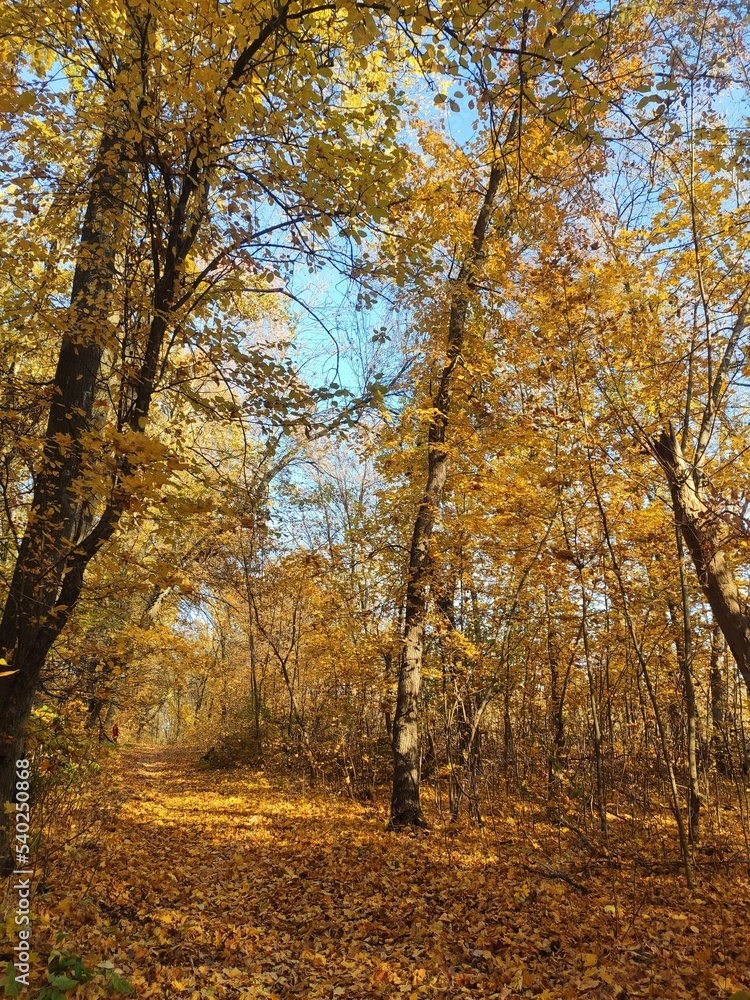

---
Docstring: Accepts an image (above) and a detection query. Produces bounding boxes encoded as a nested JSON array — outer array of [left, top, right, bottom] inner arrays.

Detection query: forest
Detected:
[[1, 0, 750, 996]]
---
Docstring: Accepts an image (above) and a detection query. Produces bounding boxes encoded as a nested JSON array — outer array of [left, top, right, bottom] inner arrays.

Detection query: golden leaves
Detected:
[[20, 747, 750, 1000]]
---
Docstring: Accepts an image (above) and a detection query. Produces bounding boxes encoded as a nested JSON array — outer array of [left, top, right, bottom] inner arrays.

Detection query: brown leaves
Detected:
[[17, 747, 750, 1000]]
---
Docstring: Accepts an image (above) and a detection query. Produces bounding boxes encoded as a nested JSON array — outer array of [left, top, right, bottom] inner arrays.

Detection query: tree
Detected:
[[386, 0, 631, 828], [0, 0, 415, 868], [584, 4, 750, 696], [389, 155, 502, 828]]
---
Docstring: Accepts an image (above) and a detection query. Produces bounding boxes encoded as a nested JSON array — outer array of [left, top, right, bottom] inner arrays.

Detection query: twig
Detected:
[[558, 817, 595, 852], [522, 862, 589, 893]]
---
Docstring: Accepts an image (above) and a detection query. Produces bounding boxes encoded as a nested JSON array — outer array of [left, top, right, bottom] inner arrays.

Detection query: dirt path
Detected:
[[16, 746, 750, 998]]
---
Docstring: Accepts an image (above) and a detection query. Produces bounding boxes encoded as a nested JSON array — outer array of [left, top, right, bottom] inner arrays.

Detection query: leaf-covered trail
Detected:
[[33, 747, 750, 999]]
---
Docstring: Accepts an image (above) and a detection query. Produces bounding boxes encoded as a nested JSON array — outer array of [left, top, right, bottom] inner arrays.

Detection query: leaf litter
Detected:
[[9, 747, 750, 999]]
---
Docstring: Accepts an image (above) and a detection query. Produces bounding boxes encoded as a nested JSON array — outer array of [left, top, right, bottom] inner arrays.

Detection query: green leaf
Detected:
[[48, 975, 80, 989], [109, 972, 134, 995], [729, 993, 750, 1000], [1, 963, 21, 998]]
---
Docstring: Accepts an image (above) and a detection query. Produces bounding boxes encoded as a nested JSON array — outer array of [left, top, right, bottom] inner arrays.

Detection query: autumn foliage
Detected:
[[2, 0, 750, 995]]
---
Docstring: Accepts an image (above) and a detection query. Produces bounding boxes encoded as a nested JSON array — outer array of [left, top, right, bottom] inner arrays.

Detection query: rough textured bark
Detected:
[[388, 163, 502, 830], [653, 426, 750, 698]]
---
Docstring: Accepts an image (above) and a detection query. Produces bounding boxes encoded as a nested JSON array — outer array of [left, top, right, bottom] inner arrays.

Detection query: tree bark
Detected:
[[0, 72, 207, 869], [388, 162, 502, 830], [674, 524, 701, 844], [653, 426, 750, 698], [579, 573, 607, 837], [709, 625, 728, 774], [546, 608, 566, 822], [0, 130, 127, 872]]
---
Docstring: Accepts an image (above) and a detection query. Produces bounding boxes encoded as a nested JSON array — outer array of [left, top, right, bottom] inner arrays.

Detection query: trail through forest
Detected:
[[22, 747, 750, 999]]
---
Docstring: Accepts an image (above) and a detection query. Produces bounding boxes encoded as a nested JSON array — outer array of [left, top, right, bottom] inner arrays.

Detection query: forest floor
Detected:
[[4, 745, 750, 999]]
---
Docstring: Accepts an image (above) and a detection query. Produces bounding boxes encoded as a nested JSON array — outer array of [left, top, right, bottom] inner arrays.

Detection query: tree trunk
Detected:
[[579, 576, 607, 837], [654, 426, 750, 697], [0, 130, 127, 872], [249, 625, 262, 751], [709, 625, 728, 774], [0, 78, 205, 868], [546, 635, 566, 821], [675, 524, 701, 844], [388, 162, 502, 830], [589, 452, 693, 888]]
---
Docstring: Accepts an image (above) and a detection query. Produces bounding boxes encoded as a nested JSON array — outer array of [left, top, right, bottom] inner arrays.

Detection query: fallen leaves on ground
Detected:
[[7, 747, 750, 999]]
